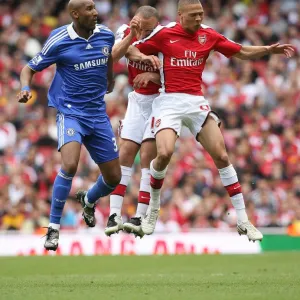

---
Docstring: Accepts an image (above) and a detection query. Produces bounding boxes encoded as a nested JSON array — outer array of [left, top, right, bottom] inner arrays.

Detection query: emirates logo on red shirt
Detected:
[[198, 35, 207, 45]]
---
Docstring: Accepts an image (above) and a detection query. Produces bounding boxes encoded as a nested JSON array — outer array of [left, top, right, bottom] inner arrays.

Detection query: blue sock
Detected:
[[49, 169, 73, 226], [86, 175, 116, 205]]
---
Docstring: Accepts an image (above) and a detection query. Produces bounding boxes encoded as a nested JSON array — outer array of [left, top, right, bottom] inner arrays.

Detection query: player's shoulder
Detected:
[[199, 24, 219, 35], [116, 24, 130, 33], [145, 22, 177, 37], [42, 25, 69, 54], [96, 24, 114, 37], [48, 25, 69, 38]]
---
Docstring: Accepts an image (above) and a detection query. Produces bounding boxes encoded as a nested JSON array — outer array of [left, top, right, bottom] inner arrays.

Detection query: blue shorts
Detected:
[[56, 112, 119, 164]]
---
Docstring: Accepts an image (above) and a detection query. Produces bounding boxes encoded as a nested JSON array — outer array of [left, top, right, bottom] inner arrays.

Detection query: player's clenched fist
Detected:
[[140, 54, 161, 70], [130, 16, 141, 37], [17, 87, 32, 103], [133, 72, 160, 89]]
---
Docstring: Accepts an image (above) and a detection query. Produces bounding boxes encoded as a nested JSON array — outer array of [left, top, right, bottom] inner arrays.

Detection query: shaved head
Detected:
[[67, 0, 98, 36], [178, 0, 201, 11], [178, 0, 203, 33], [68, 0, 84, 14], [135, 6, 159, 20], [68, 0, 95, 16]]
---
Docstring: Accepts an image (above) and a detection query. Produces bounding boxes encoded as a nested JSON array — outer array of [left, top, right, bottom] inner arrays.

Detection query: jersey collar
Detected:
[[67, 23, 100, 40]]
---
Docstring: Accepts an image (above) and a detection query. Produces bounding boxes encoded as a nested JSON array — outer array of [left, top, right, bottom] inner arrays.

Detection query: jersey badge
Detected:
[[198, 35, 207, 45], [102, 46, 110, 56]]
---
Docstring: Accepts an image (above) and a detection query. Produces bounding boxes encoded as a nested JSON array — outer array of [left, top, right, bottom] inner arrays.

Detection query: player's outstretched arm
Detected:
[[112, 17, 141, 62], [126, 46, 160, 70], [133, 72, 161, 89], [17, 66, 36, 103], [233, 43, 295, 60]]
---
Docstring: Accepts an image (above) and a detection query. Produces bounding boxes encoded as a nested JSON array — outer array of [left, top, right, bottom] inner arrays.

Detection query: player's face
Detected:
[[137, 16, 159, 40], [179, 4, 204, 33], [77, 0, 98, 31]]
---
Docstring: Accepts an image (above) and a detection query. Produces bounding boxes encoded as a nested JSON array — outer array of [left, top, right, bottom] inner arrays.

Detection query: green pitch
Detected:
[[0, 253, 299, 300]]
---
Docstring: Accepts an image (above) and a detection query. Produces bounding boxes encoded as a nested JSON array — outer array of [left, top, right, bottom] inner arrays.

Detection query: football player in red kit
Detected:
[[129, 0, 294, 241], [106, 6, 161, 238]]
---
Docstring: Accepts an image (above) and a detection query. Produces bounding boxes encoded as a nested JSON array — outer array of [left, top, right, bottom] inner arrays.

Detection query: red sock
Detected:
[[111, 184, 127, 197], [150, 175, 164, 189], [224, 182, 242, 197], [138, 191, 150, 205]]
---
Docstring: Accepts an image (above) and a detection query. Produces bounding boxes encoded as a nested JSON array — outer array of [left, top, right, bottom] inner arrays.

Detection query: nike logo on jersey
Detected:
[[170, 40, 179, 43], [86, 43, 93, 49]]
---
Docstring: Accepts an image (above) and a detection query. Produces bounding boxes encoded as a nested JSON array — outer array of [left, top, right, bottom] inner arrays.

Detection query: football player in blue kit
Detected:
[[17, 0, 121, 251]]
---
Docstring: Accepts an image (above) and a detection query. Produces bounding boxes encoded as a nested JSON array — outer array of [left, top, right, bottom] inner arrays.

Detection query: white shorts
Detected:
[[119, 91, 158, 144], [152, 93, 220, 137]]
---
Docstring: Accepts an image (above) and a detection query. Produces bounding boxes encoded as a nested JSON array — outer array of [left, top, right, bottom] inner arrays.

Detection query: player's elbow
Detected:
[[234, 50, 249, 60], [111, 50, 120, 63]]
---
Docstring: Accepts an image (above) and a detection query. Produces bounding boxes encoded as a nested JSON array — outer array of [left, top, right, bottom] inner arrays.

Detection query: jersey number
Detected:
[[112, 137, 118, 152]]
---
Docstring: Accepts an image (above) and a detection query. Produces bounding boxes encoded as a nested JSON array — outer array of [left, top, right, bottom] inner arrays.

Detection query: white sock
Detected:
[[218, 164, 248, 223], [231, 194, 248, 223], [136, 203, 148, 218], [110, 165, 132, 216], [150, 160, 168, 209], [49, 223, 60, 230], [136, 168, 151, 218]]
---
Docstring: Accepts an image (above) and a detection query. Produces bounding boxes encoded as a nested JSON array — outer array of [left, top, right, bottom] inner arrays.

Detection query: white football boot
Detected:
[[141, 207, 160, 235], [237, 221, 263, 242]]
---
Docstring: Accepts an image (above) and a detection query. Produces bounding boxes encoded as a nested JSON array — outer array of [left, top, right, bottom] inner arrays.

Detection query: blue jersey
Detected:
[[28, 23, 114, 117]]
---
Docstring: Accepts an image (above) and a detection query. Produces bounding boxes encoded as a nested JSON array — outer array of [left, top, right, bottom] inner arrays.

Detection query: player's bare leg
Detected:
[[123, 139, 157, 238], [142, 129, 177, 235], [197, 115, 263, 242], [77, 158, 121, 229], [45, 141, 81, 251], [105, 138, 140, 236]]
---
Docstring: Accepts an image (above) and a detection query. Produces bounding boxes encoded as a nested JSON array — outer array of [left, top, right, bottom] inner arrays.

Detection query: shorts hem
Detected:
[[154, 127, 179, 137], [58, 140, 82, 152], [94, 155, 119, 165], [119, 137, 141, 146], [195, 111, 221, 139], [142, 138, 156, 143]]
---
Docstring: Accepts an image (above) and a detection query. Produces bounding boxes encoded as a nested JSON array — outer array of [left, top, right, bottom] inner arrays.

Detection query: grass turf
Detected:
[[0, 253, 299, 300]]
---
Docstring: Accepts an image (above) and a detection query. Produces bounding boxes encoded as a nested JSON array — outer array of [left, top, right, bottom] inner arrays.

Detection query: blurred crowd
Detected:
[[1, 0, 300, 234]]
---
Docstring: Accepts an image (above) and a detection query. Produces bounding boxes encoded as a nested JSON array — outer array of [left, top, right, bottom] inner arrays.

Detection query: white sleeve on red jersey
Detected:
[[212, 29, 242, 58], [114, 24, 130, 44], [133, 22, 176, 55]]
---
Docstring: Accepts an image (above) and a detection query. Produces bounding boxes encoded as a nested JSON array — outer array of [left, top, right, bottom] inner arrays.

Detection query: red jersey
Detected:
[[115, 24, 160, 95], [134, 22, 242, 96]]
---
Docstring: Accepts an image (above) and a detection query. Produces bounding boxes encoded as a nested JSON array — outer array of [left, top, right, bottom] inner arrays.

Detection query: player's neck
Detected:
[[73, 23, 93, 40], [180, 23, 198, 35], [182, 27, 197, 35]]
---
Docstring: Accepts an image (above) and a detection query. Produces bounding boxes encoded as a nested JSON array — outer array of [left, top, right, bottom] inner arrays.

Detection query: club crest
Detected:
[[66, 128, 75, 136], [198, 35, 207, 45], [102, 46, 110, 56]]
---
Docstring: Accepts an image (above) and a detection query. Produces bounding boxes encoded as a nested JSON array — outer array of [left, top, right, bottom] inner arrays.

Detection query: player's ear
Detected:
[[71, 10, 79, 19]]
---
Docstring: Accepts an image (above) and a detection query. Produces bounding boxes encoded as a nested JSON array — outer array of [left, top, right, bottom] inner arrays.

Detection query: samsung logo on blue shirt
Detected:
[[74, 58, 108, 70]]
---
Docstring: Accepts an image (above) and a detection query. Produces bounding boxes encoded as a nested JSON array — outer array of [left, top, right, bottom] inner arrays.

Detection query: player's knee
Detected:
[[119, 142, 138, 166], [214, 151, 230, 167], [157, 148, 173, 165], [61, 161, 78, 176], [140, 149, 154, 167], [104, 169, 122, 187]]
